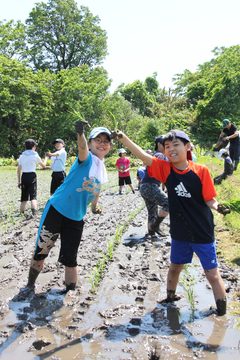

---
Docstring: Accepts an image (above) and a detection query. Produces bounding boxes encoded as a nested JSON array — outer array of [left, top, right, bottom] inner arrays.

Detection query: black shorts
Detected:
[[21, 172, 37, 201], [33, 205, 84, 267], [119, 176, 132, 186], [50, 171, 66, 194]]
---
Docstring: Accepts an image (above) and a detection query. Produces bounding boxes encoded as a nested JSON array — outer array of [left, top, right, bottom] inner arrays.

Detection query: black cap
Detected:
[[154, 135, 164, 151], [25, 139, 38, 149], [52, 138, 65, 145]]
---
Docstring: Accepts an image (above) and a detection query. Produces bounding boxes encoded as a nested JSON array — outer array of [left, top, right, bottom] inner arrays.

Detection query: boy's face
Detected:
[[164, 138, 191, 166], [55, 142, 64, 150], [88, 133, 111, 160]]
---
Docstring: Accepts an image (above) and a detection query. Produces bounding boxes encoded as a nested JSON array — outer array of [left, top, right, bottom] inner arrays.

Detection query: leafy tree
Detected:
[[173, 45, 240, 144], [25, 0, 108, 72], [0, 20, 27, 59], [118, 80, 154, 117], [144, 72, 159, 96]]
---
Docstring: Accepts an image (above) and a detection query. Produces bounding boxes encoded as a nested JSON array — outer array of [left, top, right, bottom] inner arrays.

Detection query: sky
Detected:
[[1, 0, 240, 92]]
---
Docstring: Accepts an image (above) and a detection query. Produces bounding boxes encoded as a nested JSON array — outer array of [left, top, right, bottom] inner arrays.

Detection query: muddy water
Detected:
[[0, 182, 239, 359]]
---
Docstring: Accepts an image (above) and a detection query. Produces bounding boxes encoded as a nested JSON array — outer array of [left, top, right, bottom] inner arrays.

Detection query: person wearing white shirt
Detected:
[[17, 139, 48, 215], [47, 138, 67, 195]]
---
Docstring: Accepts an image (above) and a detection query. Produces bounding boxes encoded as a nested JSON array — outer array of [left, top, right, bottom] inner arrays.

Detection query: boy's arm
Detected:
[[47, 152, 59, 157], [205, 198, 230, 215], [39, 156, 49, 168], [17, 164, 22, 188], [113, 131, 153, 167], [91, 192, 102, 214], [75, 120, 89, 162]]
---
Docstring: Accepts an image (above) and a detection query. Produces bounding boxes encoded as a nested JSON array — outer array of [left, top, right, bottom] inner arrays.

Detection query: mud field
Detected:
[[0, 169, 239, 359]]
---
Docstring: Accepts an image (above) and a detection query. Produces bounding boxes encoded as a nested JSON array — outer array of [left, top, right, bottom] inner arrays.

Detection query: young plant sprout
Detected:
[[108, 110, 118, 132]]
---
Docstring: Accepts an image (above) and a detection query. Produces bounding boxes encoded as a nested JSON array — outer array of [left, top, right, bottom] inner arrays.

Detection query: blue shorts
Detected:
[[170, 239, 218, 270]]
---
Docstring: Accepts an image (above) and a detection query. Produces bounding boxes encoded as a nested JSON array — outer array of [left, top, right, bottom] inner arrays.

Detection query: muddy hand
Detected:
[[92, 207, 103, 215], [75, 120, 91, 135], [217, 204, 230, 216], [110, 130, 123, 140]]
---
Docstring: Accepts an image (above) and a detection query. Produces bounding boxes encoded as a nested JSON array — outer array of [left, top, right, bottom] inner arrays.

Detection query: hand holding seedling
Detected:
[[217, 204, 231, 216], [75, 120, 91, 135], [92, 206, 103, 215], [110, 130, 124, 140]]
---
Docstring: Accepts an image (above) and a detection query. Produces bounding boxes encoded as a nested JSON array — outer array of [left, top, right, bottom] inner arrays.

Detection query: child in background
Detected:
[[17, 139, 48, 215], [47, 138, 67, 195], [112, 128, 230, 315], [136, 163, 146, 190], [214, 149, 233, 185], [116, 148, 135, 195]]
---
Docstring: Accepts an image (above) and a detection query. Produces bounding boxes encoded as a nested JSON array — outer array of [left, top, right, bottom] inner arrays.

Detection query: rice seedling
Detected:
[[179, 265, 196, 310], [108, 110, 118, 132], [88, 200, 145, 292]]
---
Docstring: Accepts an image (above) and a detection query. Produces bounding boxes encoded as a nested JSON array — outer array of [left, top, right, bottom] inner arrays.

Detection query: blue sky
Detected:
[[1, 0, 240, 91]]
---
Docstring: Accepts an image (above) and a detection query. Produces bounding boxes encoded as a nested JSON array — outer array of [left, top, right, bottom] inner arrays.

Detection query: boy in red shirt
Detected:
[[112, 129, 229, 315]]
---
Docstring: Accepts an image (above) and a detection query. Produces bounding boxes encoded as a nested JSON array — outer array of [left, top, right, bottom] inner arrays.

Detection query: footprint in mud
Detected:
[[10, 289, 66, 326], [98, 301, 229, 356], [0, 290, 66, 355]]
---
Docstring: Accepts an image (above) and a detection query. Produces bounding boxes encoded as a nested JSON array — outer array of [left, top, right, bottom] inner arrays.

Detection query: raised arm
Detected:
[[75, 120, 90, 162], [114, 131, 153, 167]]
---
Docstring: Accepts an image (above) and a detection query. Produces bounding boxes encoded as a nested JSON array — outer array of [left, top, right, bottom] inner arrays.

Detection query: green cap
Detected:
[[222, 119, 230, 128]]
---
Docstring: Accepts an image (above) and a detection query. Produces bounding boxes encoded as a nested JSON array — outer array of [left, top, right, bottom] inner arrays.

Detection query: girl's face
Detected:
[[120, 152, 126, 158], [88, 134, 111, 160]]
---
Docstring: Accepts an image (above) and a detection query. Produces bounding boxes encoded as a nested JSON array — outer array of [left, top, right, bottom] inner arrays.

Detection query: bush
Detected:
[[0, 157, 18, 166]]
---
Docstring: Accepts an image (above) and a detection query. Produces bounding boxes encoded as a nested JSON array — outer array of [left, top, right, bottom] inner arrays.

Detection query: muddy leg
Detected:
[[20, 201, 27, 213], [150, 209, 168, 235], [27, 257, 45, 286], [204, 267, 226, 315], [166, 263, 184, 302], [31, 199, 37, 214], [129, 184, 135, 194], [65, 266, 77, 292]]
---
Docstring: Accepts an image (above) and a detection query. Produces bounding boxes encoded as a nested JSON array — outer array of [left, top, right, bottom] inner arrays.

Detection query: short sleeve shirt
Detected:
[[141, 151, 164, 185], [223, 123, 239, 144], [116, 157, 130, 177], [49, 153, 101, 221], [18, 151, 42, 172], [51, 148, 67, 171], [148, 158, 217, 244]]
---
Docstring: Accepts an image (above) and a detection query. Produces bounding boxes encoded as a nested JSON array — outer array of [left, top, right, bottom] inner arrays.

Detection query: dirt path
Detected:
[[0, 176, 239, 359]]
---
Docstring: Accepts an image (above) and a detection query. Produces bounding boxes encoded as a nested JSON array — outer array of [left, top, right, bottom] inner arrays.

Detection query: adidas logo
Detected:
[[175, 182, 191, 198]]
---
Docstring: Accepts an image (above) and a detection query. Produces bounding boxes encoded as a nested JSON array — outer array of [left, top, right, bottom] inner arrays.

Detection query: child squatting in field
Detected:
[[112, 128, 230, 315], [24, 121, 112, 294]]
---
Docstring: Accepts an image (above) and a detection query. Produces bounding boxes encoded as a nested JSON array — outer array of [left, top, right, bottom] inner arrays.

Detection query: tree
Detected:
[[26, 0, 108, 72], [173, 46, 240, 144], [144, 72, 159, 96], [118, 80, 154, 117], [0, 20, 27, 59], [0, 56, 36, 157]]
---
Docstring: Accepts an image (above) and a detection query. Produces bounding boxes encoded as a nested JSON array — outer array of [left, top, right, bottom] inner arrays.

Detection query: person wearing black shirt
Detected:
[[220, 119, 240, 171]]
